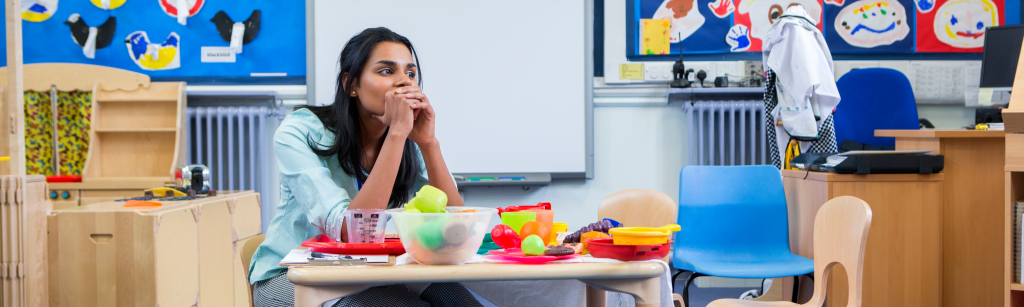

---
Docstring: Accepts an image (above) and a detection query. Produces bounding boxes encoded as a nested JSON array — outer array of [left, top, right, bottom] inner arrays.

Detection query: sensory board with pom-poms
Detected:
[[3, 0, 304, 82], [629, 0, 1021, 55]]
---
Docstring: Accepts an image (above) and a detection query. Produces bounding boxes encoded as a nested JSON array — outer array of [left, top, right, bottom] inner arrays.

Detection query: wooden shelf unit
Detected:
[[83, 81, 186, 182], [1013, 283, 1024, 292]]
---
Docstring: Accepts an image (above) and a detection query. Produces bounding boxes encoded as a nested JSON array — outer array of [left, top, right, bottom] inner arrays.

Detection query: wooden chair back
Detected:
[[806, 196, 873, 307], [241, 234, 266, 307], [597, 189, 678, 261]]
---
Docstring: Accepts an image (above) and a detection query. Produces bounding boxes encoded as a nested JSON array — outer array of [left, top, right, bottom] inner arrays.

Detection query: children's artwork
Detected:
[[64, 14, 116, 59], [825, 0, 914, 52], [211, 10, 260, 53], [653, 0, 707, 42], [641, 19, 672, 54], [21, 0, 58, 22], [125, 31, 181, 70], [734, 0, 825, 51], [633, 0, 733, 54], [90, 0, 126, 10], [916, 0, 937, 12], [159, 0, 205, 25], [917, 0, 1003, 52]]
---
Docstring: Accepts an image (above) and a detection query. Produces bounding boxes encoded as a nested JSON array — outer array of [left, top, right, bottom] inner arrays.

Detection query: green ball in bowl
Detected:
[[416, 221, 445, 250]]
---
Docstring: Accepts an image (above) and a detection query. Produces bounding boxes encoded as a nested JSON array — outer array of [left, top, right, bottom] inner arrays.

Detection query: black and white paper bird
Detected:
[[210, 10, 260, 53], [64, 13, 116, 59]]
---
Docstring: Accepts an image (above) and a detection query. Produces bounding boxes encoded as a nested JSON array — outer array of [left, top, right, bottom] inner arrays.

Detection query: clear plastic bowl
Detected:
[[387, 207, 496, 265]]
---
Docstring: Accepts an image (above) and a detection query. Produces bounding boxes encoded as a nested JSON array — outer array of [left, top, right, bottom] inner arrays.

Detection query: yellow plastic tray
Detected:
[[609, 224, 681, 245]]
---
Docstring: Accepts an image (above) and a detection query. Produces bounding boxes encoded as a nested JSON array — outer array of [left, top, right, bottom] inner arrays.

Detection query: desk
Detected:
[[876, 129, 1007, 306], [782, 170, 943, 307], [286, 262, 665, 307]]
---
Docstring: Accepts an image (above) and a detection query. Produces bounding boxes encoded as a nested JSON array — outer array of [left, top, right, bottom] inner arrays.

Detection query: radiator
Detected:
[[186, 106, 282, 196], [684, 100, 768, 166]]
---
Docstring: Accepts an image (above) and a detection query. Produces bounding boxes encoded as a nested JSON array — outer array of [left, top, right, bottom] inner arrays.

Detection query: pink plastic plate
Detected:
[[487, 248, 576, 264]]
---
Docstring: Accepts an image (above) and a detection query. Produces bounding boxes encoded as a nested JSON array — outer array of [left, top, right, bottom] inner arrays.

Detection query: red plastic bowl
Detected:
[[586, 238, 671, 261], [301, 234, 406, 255]]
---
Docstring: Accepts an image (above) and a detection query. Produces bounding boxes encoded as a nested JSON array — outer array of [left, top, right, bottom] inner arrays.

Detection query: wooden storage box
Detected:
[[47, 192, 260, 307]]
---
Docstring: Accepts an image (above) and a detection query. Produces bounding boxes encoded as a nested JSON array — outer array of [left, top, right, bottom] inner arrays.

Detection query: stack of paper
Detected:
[[1016, 202, 1024, 283]]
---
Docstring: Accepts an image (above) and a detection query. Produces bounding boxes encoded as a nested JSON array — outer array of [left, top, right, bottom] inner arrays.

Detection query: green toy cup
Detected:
[[500, 211, 537, 234]]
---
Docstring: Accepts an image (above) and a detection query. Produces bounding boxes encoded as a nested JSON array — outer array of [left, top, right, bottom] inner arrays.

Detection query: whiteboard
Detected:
[[310, 0, 588, 175]]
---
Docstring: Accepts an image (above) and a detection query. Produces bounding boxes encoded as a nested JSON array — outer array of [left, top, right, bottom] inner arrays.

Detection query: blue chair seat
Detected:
[[674, 251, 813, 279]]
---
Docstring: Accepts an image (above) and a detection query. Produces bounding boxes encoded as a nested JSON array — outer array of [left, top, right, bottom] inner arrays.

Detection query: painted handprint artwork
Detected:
[[916, 0, 1003, 52], [634, 0, 735, 53], [652, 0, 708, 42], [731, 0, 825, 51], [726, 24, 752, 51]]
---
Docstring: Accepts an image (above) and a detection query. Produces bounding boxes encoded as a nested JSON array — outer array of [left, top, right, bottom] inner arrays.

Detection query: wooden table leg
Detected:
[[292, 284, 369, 307], [581, 277, 662, 307], [586, 285, 606, 307]]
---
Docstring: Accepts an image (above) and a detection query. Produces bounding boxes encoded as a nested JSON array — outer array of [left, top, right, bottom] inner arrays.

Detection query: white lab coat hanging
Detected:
[[761, 5, 841, 168]]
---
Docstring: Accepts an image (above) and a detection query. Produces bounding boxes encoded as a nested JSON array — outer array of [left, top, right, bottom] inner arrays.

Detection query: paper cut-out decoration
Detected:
[[834, 0, 910, 47], [826, 0, 847, 6], [64, 14, 116, 59], [641, 19, 672, 54], [738, 0, 824, 41], [125, 31, 180, 71], [653, 0, 707, 42], [709, 0, 736, 17], [932, 0, 998, 48], [159, 0, 204, 25], [916, 0, 936, 12], [211, 10, 260, 53], [90, 0, 126, 10], [22, 0, 58, 22], [726, 24, 753, 51]]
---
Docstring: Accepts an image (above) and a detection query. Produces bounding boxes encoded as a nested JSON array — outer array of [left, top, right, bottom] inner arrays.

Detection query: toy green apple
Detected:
[[403, 207, 421, 214], [409, 185, 448, 213]]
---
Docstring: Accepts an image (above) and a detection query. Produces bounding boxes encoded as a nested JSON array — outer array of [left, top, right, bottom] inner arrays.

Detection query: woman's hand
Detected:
[[377, 87, 418, 137], [402, 87, 437, 147]]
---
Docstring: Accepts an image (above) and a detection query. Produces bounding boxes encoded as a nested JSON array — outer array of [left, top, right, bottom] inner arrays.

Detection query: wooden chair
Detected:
[[240, 234, 266, 307], [592, 189, 679, 306], [706, 196, 873, 307]]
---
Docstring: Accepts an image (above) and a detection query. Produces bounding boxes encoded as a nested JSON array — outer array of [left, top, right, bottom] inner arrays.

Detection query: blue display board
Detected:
[[3, 0, 304, 83]]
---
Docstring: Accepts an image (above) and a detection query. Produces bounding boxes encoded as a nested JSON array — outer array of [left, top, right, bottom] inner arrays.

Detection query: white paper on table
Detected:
[[280, 248, 389, 264]]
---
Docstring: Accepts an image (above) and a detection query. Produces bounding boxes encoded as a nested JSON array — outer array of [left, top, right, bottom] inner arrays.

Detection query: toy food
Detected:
[[404, 207, 422, 214], [500, 211, 536, 235], [521, 235, 546, 256], [491, 224, 522, 249], [416, 221, 445, 250], [544, 245, 575, 256], [408, 185, 448, 213], [518, 221, 550, 242], [581, 231, 611, 252], [563, 219, 621, 244], [443, 219, 469, 244], [609, 224, 681, 245]]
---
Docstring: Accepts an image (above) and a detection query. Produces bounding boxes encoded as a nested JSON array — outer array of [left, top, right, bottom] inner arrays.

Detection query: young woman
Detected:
[[248, 27, 481, 307]]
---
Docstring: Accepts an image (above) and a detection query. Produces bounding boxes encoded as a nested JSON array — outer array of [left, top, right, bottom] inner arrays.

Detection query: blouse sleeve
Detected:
[[273, 113, 351, 235]]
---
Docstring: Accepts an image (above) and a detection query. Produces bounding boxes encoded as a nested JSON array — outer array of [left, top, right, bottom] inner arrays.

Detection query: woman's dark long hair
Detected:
[[296, 27, 422, 208]]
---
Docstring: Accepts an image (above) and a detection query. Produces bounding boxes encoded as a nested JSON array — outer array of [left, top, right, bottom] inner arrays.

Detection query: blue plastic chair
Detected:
[[833, 68, 920, 148], [673, 165, 813, 306]]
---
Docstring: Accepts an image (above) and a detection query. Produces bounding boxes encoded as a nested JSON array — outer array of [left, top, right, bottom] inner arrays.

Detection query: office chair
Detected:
[[833, 68, 920, 148]]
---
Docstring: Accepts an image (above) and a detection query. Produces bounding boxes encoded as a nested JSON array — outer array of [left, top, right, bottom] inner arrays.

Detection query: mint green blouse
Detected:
[[248, 108, 436, 283]]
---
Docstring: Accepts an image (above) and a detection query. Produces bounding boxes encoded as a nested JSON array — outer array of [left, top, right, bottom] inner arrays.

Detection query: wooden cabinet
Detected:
[[782, 170, 944, 307], [47, 191, 261, 307], [876, 129, 1007, 307]]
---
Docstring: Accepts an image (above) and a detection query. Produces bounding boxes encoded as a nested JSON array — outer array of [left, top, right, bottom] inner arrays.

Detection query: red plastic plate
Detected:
[[487, 248, 576, 264], [585, 238, 671, 262], [301, 234, 406, 255]]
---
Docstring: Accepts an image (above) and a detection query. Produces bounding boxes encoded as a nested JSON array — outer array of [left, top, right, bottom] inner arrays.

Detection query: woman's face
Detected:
[[351, 41, 418, 117]]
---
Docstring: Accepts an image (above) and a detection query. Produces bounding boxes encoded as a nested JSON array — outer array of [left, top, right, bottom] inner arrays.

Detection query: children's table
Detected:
[[286, 261, 666, 307]]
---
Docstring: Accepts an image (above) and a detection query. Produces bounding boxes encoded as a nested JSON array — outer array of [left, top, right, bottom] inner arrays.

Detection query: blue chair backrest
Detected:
[[675, 165, 792, 256], [833, 68, 919, 147]]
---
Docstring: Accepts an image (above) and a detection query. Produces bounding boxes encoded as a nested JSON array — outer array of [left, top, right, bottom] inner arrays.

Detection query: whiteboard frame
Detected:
[[304, 0, 595, 180]]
